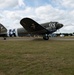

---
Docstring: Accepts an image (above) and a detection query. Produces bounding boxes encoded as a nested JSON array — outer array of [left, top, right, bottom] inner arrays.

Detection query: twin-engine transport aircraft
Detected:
[[20, 18, 63, 40]]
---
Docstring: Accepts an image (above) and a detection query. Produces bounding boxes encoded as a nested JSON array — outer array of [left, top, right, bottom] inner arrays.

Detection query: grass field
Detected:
[[0, 39, 74, 75]]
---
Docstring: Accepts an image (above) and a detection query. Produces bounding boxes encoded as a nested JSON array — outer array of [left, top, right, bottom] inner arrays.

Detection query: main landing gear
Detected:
[[43, 34, 49, 40]]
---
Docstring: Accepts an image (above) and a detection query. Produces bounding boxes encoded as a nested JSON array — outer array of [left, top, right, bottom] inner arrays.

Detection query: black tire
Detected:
[[43, 36, 49, 40]]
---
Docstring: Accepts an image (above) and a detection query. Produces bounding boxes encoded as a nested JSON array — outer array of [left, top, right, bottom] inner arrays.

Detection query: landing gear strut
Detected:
[[43, 34, 49, 40]]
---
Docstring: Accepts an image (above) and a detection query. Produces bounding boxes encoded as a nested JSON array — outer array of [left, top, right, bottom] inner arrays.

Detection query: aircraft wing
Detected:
[[20, 18, 49, 34], [0, 23, 7, 37]]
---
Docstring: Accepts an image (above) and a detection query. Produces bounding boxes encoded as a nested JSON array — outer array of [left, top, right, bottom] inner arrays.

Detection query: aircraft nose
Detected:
[[56, 23, 63, 29], [59, 24, 63, 28]]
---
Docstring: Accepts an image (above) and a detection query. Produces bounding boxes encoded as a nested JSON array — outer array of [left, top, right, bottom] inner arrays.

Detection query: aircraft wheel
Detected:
[[43, 36, 49, 40]]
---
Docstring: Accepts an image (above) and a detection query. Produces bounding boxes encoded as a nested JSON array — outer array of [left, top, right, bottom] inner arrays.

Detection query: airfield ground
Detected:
[[0, 37, 74, 75]]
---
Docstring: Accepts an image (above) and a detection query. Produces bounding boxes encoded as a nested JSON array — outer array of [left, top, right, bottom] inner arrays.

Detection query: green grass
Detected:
[[0, 39, 74, 75]]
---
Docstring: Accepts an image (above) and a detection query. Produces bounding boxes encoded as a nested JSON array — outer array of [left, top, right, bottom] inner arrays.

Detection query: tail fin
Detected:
[[0, 23, 7, 37]]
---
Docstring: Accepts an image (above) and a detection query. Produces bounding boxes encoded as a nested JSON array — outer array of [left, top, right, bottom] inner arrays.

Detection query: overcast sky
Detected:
[[0, 0, 74, 32]]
